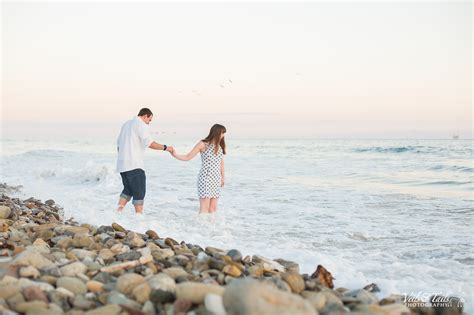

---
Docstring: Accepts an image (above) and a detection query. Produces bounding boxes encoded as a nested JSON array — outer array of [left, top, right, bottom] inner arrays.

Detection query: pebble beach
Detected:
[[0, 183, 466, 315]]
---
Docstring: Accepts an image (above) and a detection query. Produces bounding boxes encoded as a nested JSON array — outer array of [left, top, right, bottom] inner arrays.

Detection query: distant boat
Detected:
[[452, 133, 460, 140]]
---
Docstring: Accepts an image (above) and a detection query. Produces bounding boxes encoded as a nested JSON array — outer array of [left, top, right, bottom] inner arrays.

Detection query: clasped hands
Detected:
[[165, 146, 176, 155]]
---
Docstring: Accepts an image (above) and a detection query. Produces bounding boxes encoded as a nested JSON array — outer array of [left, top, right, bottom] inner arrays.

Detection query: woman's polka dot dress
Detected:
[[197, 142, 223, 198]]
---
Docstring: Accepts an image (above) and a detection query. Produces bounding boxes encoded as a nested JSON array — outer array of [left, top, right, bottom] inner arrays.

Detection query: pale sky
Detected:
[[1, 1, 472, 139]]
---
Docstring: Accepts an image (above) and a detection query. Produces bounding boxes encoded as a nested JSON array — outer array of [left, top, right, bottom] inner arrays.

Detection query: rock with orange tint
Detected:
[[310, 264, 335, 289]]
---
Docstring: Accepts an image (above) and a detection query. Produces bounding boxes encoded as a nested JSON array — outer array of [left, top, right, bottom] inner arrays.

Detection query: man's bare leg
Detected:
[[134, 204, 144, 214], [117, 197, 128, 213]]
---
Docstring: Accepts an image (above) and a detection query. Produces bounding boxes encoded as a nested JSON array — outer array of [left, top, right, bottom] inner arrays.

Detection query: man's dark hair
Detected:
[[138, 108, 153, 117]]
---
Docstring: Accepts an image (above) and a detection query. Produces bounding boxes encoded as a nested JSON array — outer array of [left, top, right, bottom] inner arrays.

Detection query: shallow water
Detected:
[[1, 138, 472, 312]]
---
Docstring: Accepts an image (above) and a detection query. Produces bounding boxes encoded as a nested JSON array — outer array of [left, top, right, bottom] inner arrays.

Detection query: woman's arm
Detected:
[[220, 158, 225, 187], [172, 141, 205, 161]]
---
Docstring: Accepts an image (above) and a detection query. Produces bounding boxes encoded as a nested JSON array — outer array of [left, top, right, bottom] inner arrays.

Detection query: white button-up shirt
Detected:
[[116, 116, 153, 173]]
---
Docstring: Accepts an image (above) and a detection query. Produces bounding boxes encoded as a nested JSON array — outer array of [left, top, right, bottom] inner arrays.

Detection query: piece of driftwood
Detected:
[[100, 260, 140, 273]]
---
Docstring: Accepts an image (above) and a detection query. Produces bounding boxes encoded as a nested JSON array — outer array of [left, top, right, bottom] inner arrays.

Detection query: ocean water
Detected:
[[1, 138, 473, 311]]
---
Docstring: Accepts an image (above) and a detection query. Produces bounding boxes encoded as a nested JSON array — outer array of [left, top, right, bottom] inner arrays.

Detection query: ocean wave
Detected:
[[344, 231, 380, 241], [4, 149, 115, 185], [353, 146, 434, 154], [429, 165, 474, 173], [20, 149, 78, 158], [37, 161, 115, 185], [416, 180, 472, 186]]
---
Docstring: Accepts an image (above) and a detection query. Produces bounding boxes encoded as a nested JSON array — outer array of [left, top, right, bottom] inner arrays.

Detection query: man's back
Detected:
[[116, 116, 152, 173]]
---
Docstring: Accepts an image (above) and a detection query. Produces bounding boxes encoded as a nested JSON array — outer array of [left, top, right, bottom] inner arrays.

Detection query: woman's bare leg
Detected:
[[209, 198, 218, 212], [199, 198, 210, 213]]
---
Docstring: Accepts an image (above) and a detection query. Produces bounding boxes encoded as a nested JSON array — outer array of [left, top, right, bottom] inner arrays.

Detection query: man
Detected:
[[116, 108, 173, 214]]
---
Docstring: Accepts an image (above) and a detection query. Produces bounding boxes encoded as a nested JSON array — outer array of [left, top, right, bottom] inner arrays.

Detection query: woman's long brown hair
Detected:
[[202, 124, 226, 155]]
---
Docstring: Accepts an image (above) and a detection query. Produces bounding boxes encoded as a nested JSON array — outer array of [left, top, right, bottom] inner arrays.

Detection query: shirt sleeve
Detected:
[[116, 125, 124, 151], [138, 124, 153, 148]]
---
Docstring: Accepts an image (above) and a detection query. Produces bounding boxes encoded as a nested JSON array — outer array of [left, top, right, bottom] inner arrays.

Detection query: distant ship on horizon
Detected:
[[452, 133, 460, 140]]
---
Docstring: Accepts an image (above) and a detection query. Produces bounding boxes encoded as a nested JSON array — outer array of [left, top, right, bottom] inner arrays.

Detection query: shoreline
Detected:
[[0, 183, 466, 315]]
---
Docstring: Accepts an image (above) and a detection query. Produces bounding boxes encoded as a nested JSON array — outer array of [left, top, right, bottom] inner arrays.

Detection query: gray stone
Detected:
[[275, 258, 301, 273], [19, 266, 40, 279], [98, 248, 115, 261], [59, 262, 87, 277], [162, 267, 188, 280], [129, 235, 146, 248], [146, 273, 176, 292], [145, 230, 159, 240], [252, 255, 285, 272], [54, 225, 89, 235], [302, 290, 343, 311], [107, 290, 141, 309], [263, 277, 291, 293], [142, 300, 156, 315], [150, 289, 175, 304], [116, 250, 141, 261], [321, 302, 349, 314], [25, 241, 50, 254], [111, 223, 127, 233], [176, 282, 224, 304], [342, 288, 379, 304], [6, 292, 26, 310], [72, 294, 95, 310], [132, 282, 151, 304], [14, 301, 48, 313], [96, 225, 115, 234], [22, 286, 48, 303], [205, 293, 226, 315], [17, 278, 54, 292], [41, 266, 62, 277], [68, 249, 97, 260], [281, 271, 305, 294], [0, 206, 11, 219], [223, 278, 316, 315], [380, 303, 414, 315], [226, 249, 242, 262], [205, 246, 227, 257], [363, 283, 381, 293], [85, 304, 122, 315], [0, 284, 21, 300], [56, 277, 87, 295], [12, 250, 54, 269], [48, 290, 70, 311], [150, 248, 174, 260], [72, 233, 94, 248], [93, 272, 116, 284], [116, 273, 145, 295]]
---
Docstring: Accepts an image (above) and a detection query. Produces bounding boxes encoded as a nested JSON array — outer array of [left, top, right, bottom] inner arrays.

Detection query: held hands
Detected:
[[165, 146, 174, 154], [167, 146, 179, 158]]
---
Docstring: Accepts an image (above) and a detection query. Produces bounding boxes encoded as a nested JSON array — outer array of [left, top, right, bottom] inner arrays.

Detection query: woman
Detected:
[[171, 124, 226, 213]]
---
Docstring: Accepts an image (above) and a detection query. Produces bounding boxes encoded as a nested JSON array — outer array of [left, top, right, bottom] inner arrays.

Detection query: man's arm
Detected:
[[149, 141, 173, 152]]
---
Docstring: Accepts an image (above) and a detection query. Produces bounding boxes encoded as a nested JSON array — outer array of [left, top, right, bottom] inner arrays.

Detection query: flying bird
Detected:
[[219, 78, 233, 88]]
